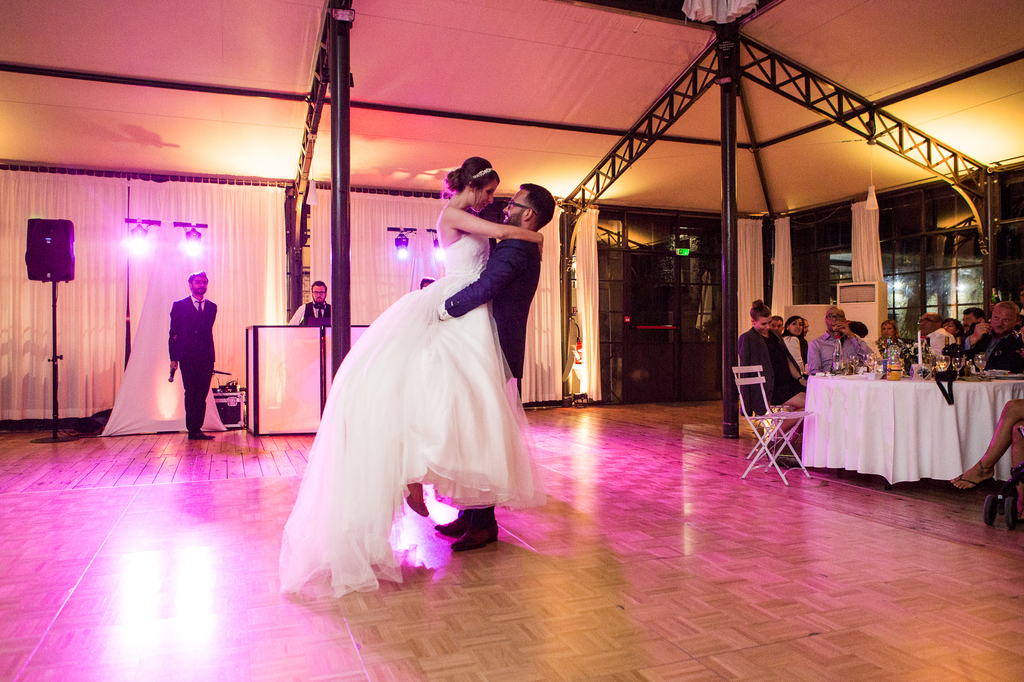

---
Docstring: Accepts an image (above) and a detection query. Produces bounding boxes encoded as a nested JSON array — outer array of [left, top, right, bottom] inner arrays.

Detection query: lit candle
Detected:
[[918, 332, 923, 366]]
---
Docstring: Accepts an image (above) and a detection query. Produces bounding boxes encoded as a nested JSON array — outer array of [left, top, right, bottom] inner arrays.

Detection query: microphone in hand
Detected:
[[169, 366, 177, 382]]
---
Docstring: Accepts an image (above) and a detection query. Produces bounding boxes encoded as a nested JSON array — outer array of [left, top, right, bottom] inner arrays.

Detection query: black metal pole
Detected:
[[51, 280, 59, 440], [718, 23, 740, 439], [329, 3, 353, 376]]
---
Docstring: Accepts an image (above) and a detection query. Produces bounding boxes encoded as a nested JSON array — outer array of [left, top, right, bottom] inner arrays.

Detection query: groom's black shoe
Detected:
[[451, 524, 499, 552], [435, 512, 472, 538], [188, 432, 214, 441]]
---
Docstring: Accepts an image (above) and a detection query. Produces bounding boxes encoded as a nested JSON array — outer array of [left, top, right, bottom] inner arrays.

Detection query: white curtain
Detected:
[[102, 223, 225, 436], [737, 217, 763, 332], [574, 208, 602, 402], [309, 190, 443, 325], [852, 201, 884, 283], [771, 216, 792, 318], [0, 170, 127, 419], [682, 0, 758, 23], [129, 181, 286, 391], [522, 204, 563, 403]]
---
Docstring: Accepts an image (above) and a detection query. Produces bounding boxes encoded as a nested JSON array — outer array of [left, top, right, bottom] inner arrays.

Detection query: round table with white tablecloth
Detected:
[[802, 374, 1024, 484]]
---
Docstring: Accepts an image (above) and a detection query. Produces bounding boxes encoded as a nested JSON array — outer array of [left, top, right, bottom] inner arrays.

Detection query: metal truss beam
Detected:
[[738, 36, 991, 254], [294, 18, 331, 213], [562, 42, 719, 215], [738, 37, 988, 199]]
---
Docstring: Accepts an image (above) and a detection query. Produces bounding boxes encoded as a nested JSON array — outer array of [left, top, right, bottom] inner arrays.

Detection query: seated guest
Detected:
[[942, 318, 965, 344], [806, 306, 871, 374], [962, 307, 986, 350], [953, 399, 1024, 514], [769, 315, 784, 334], [964, 301, 1024, 373], [919, 312, 956, 357], [738, 300, 805, 417], [781, 315, 808, 374]]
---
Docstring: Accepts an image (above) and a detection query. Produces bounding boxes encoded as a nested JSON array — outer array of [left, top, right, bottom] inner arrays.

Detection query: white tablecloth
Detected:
[[802, 375, 1024, 484]]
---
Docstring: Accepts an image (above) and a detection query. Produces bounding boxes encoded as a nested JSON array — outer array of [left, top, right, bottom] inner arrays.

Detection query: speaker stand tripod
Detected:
[[31, 280, 79, 444]]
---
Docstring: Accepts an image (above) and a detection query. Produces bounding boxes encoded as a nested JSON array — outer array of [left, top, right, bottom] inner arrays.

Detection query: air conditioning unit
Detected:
[[837, 281, 888, 344]]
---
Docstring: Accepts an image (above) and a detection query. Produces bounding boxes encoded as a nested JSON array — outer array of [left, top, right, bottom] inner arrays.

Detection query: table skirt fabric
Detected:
[[802, 376, 1024, 484]]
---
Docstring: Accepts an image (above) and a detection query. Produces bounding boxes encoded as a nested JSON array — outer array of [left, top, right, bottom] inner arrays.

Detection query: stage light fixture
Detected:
[[395, 232, 410, 259], [387, 227, 417, 261], [175, 222, 208, 257], [124, 218, 160, 255], [428, 228, 444, 261]]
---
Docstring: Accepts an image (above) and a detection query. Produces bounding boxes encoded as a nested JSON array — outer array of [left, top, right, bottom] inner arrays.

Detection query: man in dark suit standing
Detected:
[[299, 280, 331, 327], [435, 183, 556, 551], [169, 271, 217, 441]]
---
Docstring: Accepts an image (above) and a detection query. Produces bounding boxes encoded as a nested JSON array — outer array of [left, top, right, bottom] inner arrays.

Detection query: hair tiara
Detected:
[[472, 167, 494, 179]]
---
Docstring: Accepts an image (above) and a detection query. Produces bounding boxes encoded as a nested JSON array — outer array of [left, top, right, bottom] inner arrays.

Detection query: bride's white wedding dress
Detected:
[[279, 233, 545, 597]]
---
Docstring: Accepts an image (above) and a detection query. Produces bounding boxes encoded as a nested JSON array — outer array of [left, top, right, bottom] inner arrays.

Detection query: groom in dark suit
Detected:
[[169, 271, 217, 441], [435, 183, 556, 551]]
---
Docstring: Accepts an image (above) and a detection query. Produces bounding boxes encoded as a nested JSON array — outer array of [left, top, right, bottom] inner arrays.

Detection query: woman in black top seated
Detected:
[[738, 300, 806, 416], [781, 315, 808, 374]]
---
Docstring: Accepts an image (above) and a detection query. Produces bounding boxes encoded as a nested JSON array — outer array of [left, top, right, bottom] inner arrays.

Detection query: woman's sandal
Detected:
[[951, 473, 994, 490]]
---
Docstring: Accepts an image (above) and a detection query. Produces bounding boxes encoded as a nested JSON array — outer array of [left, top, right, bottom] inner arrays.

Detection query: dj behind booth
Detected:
[[297, 281, 331, 327], [250, 281, 366, 435]]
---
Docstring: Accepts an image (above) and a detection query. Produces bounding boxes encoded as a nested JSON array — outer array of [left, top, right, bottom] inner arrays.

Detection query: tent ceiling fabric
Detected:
[[1, 0, 1022, 213]]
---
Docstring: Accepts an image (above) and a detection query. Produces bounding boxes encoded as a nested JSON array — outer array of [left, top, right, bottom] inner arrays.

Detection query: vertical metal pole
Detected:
[[329, 4, 353, 375], [718, 23, 740, 438], [984, 172, 997, 312], [51, 280, 60, 440]]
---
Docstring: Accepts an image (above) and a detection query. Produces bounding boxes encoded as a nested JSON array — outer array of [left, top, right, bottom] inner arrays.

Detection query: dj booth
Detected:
[[245, 325, 367, 435]]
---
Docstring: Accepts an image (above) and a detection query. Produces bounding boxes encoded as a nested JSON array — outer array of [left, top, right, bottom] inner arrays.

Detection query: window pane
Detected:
[[894, 238, 921, 273], [926, 231, 982, 270], [926, 270, 952, 310], [597, 219, 622, 248], [626, 213, 675, 251], [955, 266, 983, 307], [887, 274, 920, 310]]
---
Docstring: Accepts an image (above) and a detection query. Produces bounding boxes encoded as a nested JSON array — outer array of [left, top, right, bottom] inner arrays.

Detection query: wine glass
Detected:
[[974, 354, 987, 373], [935, 355, 951, 372]]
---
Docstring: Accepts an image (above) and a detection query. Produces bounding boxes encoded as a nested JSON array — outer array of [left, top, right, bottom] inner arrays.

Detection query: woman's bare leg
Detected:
[[1012, 425, 1024, 515], [953, 399, 1024, 488]]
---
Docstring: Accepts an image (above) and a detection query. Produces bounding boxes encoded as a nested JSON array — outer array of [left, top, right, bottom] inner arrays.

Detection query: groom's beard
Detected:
[[504, 212, 522, 227]]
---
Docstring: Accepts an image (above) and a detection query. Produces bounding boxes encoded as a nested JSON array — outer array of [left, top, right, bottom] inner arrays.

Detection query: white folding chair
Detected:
[[732, 365, 811, 485]]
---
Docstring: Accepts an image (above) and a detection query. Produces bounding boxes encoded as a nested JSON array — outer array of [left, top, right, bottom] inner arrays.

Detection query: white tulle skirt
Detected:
[[279, 274, 545, 597]]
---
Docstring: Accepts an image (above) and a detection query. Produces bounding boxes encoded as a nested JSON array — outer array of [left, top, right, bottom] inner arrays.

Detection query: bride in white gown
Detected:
[[279, 157, 547, 597]]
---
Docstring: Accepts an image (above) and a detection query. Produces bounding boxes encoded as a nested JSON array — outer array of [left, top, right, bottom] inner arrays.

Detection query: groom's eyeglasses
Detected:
[[507, 199, 533, 212]]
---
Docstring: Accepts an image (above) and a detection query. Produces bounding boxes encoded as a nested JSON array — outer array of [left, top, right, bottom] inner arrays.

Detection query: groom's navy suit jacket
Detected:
[[168, 297, 217, 364], [444, 238, 541, 380]]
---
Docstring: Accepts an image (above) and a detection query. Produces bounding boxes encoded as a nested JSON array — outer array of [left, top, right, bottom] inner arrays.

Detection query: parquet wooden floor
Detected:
[[1, 404, 1022, 681]]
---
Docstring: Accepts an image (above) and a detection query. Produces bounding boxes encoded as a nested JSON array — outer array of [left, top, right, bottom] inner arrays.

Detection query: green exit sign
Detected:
[[676, 247, 690, 256]]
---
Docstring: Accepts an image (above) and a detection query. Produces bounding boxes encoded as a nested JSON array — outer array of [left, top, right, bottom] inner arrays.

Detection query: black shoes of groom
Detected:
[[188, 432, 214, 441], [435, 508, 499, 552]]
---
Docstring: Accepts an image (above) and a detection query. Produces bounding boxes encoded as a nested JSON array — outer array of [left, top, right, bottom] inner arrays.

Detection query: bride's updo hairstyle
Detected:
[[443, 157, 499, 200]]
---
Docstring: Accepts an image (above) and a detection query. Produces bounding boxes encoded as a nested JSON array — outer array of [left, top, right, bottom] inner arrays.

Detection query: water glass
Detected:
[[974, 355, 987, 372], [935, 355, 951, 372]]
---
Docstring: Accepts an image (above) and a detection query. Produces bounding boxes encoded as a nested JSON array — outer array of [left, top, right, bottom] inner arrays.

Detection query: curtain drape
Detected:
[[737, 217, 763, 332], [129, 181, 287, 389], [682, 0, 758, 23], [852, 201, 884, 283], [309, 191, 443, 325], [771, 216, 792, 318], [574, 208, 602, 402], [1, 170, 128, 419], [521, 204, 563, 403]]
